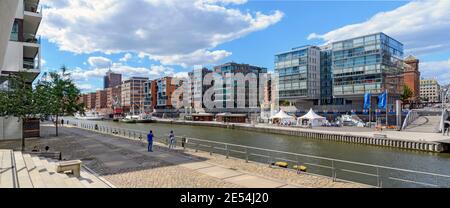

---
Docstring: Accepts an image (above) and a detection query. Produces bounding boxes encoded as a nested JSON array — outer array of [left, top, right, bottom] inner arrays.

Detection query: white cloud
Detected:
[[420, 58, 450, 85], [307, 0, 450, 55], [150, 49, 232, 67], [87, 56, 112, 68], [119, 53, 133, 62], [39, 0, 283, 66], [76, 83, 96, 92], [69, 62, 176, 81]]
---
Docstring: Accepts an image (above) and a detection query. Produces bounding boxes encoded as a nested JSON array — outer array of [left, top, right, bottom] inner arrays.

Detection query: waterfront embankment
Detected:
[[0, 124, 367, 188], [152, 119, 449, 153]]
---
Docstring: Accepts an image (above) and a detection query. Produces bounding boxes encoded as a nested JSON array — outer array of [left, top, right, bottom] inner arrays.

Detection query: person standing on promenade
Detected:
[[168, 130, 175, 149], [147, 130, 154, 152]]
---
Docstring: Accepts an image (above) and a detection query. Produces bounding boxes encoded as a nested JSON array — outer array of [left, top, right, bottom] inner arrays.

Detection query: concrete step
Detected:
[[37, 157, 70, 188], [22, 154, 46, 188], [43, 158, 97, 188], [30, 156, 59, 188], [13, 151, 33, 188], [0, 150, 15, 188]]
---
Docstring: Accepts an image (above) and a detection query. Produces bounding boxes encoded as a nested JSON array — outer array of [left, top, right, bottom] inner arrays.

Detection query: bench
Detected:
[[28, 151, 62, 161], [271, 162, 288, 168], [56, 160, 82, 177]]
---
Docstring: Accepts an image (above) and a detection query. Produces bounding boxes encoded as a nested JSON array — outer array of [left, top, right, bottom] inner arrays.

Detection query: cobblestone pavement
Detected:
[[0, 124, 367, 188]]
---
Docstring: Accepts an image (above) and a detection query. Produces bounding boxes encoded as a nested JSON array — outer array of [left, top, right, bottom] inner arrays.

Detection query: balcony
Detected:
[[23, 58, 36, 69], [23, 33, 40, 44], [24, 0, 41, 14]]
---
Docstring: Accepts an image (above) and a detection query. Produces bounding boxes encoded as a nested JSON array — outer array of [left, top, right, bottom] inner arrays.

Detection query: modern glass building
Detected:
[[274, 45, 321, 104], [331, 33, 404, 104], [319, 44, 334, 105], [213, 62, 267, 112]]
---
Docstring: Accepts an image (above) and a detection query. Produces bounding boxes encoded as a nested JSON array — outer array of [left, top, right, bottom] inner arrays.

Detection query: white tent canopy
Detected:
[[271, 110, 294, 119], [270, 110, 296, 123], [297, 109, 327, 127]]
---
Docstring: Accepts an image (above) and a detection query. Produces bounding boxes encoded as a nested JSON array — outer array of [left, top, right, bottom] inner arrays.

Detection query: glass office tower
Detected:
[[274, 45, 321, 104], [331, 33, 404, 103]]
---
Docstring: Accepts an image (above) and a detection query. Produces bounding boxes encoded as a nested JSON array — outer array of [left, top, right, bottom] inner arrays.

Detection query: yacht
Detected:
[[120, 115, 139, 123], [75, 111, 107, 120]]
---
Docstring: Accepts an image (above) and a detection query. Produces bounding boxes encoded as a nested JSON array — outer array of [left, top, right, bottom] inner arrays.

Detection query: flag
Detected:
[[378, 91, 387, 109], [364, 93, 371, 109]]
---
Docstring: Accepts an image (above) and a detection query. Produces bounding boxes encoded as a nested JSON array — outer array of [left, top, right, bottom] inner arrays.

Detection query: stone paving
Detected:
[[0, 124, 368, 188]]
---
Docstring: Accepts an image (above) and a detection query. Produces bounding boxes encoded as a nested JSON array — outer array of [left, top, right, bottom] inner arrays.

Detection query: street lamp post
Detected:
[[441, 88, 449, 135]]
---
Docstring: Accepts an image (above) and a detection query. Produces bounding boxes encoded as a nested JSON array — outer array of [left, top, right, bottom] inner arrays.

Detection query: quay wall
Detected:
[[154, 120, 447, 153]]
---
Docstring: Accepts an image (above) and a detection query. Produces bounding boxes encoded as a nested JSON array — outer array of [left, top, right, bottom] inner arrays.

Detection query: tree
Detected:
[[401, 85, 414, 102], [279, 100, 291, 106], [0, 72, 40, 151], [36, 66, 84, 136]]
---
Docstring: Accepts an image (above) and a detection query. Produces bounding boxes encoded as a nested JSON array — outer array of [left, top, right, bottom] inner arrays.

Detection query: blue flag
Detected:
[[378, 91, 387, 109], [364, 93, 371, 109]]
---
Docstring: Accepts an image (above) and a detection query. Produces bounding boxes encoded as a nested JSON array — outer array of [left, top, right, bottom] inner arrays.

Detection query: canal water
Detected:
[[67, 118, 450, 187]]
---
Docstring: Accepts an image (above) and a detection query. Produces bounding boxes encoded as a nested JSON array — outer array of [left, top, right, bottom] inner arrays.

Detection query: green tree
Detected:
[[279, 100, 291, 106], [0, 72, 40, 151], [36, 66, 84, 136], [401, 85, 414, 102]]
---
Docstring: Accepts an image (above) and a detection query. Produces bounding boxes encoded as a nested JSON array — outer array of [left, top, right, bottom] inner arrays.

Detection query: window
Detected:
[[10, 20, 19, 41]]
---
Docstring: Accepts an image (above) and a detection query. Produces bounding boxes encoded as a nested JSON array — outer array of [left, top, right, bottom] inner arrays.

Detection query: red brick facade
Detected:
[[403, 56, 421, 102]]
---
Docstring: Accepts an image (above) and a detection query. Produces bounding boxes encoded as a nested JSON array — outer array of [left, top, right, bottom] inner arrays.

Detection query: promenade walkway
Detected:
[[0, 125, 366, 188]]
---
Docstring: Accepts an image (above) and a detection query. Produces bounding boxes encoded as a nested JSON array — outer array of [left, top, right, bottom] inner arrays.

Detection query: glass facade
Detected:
[[213, 63, 267, 109], [275, 46, 321, 100], [320, 46, 333, 104], [332, 33, 404, 96]]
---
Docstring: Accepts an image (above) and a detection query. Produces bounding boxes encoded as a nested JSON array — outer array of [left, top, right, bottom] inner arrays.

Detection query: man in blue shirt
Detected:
[[147, 130, 154, 152]]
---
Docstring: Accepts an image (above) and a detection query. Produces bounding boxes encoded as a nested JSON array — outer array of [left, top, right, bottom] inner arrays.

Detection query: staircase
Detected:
[[0, 149, 113, 188]]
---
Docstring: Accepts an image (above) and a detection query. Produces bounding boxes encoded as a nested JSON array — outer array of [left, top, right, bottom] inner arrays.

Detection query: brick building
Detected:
[[106, 86, 121, 109], [86, 93, 97, 110], [403, 55, 421, 102], [121, 77, 148, 114], [95, 90, 108, 109]]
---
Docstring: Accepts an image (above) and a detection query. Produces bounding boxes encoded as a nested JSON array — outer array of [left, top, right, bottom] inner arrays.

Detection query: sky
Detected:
[[37, 0, 450, 92]]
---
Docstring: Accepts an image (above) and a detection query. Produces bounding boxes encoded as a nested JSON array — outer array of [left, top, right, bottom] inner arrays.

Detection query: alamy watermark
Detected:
[[169, 69, 280, 112]]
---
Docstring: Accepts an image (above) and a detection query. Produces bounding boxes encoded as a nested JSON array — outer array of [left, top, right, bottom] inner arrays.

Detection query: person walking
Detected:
[[168, 130, 175, 149], [147, 130, 154, 152]]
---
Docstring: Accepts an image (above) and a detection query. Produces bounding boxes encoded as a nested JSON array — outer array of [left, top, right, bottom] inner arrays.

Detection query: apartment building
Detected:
[[95, 90, 108, 109], [188, 67, 212, 111], [121, 77, 148, 115], [420, 79, 441, 103], [86, 92, 97, 110], [1, 0, 42, 140], [331, 33, 404, 108], [275, 45, 321, 107], [143, 80, 157, 113], [78, 94, 88, 107], [106, 85, 121, 109], [213, 62, 267, 113]]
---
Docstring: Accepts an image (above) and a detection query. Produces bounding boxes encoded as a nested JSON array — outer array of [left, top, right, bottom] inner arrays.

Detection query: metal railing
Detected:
[[72, 120, 450, 188], [23, 59, 36, 69], [401, 110, 418, 131], [23, 33, 41, 44]]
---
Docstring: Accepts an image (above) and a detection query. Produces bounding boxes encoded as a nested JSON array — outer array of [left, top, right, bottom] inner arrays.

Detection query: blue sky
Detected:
[[38, 0, 450, 92]]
